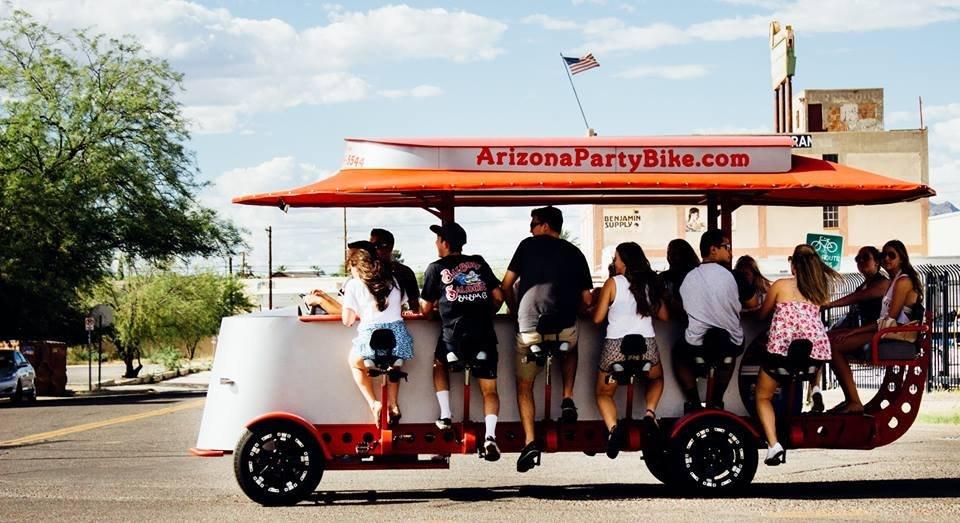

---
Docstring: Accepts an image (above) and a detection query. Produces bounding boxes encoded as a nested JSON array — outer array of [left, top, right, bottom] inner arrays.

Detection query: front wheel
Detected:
[[234, 421, 324, 506], [669, 418, 758, 492], [11, 380, 23, 403]]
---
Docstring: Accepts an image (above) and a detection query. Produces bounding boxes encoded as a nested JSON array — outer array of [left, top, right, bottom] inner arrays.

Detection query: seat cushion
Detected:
[[858, 340, 919, 361]]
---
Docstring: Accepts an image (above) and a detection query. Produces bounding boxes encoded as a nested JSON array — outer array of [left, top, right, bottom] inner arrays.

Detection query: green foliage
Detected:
[[92, 271, 253, 377], [0, 10, 243, 341], [147, 345, 183, 372], [560, 230, 581, 248], [66, 344, 111, 365]]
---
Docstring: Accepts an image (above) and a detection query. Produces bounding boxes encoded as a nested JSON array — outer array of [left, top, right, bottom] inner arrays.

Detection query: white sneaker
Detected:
[[482, 437, 500, 462]]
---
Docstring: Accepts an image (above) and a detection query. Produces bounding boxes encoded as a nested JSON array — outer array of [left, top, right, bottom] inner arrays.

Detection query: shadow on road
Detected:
[[0, 390, 202, 409], [306, 478, 960, 506]]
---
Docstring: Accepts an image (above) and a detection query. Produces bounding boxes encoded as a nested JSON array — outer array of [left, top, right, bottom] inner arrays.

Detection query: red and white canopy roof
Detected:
[[233, 136, 935, 208]]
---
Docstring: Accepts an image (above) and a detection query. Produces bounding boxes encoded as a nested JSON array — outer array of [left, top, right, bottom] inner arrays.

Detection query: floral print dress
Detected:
[[766, 301, 831, 361]]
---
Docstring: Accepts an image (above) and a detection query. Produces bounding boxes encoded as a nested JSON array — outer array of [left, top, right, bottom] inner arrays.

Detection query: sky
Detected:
[[7, 0, 960, 275]]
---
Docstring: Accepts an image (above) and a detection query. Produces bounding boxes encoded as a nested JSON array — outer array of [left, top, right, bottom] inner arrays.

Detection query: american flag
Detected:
[[563, 53, 599, 75]]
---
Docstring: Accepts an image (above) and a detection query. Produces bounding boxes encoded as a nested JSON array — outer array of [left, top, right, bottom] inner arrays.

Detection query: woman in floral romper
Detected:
[[753, 244, 838, 466]]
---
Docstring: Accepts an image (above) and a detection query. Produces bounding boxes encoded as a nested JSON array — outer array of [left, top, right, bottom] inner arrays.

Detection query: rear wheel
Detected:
[[234, 421, 324, 506], [669, 418, 758, 492]]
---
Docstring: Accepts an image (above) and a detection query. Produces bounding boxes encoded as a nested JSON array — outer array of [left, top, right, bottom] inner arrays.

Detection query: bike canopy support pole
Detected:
[[463, 369, 472, 425], [706, 193, 719, 232], [439, 193, 455, 225], [625, 377, 635, 421]]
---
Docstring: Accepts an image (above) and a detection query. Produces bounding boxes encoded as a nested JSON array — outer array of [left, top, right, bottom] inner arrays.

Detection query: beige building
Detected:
[[583, 88, 928, 273]]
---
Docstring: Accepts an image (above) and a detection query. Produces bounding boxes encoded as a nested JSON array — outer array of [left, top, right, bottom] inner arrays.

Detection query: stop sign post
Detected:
[[85, 316, 94, 391]]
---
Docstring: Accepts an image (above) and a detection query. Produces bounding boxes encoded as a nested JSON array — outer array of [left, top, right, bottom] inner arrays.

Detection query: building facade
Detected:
[[582, 88, 928, 273]]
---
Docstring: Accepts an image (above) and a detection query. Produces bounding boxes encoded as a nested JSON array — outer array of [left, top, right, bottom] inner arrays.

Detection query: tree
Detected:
[[0, 11, 242, 340], [92, 271, 253, 377]]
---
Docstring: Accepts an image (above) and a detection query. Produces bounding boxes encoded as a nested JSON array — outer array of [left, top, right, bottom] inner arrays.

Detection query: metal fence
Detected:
[[821, 264, 960, 391]]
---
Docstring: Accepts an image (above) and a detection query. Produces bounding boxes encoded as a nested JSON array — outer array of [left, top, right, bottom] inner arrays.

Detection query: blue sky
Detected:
[[9, 0, 960, 274]]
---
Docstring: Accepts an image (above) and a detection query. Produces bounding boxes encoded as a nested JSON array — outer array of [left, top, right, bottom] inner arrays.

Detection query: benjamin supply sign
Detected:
[[603, 208, 643, 247], [806, 233, 843, 269]]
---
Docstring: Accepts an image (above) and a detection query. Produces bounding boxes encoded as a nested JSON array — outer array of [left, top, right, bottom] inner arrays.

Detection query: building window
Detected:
[[822, 153, 838, 163], [823, 205, 839, 228], [807, 103, 824, 132]]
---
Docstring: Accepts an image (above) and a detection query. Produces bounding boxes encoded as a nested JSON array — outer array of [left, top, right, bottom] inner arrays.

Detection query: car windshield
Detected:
[[0, 352, 15, 369]]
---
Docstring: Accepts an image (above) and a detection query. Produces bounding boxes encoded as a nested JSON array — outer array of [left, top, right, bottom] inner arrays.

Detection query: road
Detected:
[[1, 395, 959, 522]]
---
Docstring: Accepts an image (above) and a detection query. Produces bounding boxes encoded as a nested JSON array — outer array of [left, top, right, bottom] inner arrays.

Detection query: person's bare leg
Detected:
[[595, 371, 618, 430], [387, 380, 400, 414], [349, 355, 378, 407], [829, 331, 874, 413], [433, 361, 450, 392], [644, 364, 665, 415], [560, 350, 578, 400], [673, 349, 699, 403], [711, 362, 735, 407], [517, 377, 537, 444], [755, 370, 779, 446], [479, 378, 500, 417]]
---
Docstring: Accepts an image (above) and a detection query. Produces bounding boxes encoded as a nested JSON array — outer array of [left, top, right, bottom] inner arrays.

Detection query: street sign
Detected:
[[806, 232, 843, 270], [85, 316, 95, 332]]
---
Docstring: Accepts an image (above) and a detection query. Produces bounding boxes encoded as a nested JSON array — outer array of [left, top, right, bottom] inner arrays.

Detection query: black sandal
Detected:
[[560, 398, 578, 423], [388, 407, 402, 427], [516, 442, 541, 473]]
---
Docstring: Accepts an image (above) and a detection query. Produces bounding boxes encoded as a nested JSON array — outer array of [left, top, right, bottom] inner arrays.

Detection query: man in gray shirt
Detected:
[[675, 229, 743, 411]]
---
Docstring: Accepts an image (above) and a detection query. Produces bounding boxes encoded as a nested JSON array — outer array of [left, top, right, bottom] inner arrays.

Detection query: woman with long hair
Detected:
[[754, 244, 839, 466], [828, 240, 921, 414], [658, 238, 700, 322], [592, 242, 668, 459], [734, 255, 772, 312], [341, 242, 414, 428]]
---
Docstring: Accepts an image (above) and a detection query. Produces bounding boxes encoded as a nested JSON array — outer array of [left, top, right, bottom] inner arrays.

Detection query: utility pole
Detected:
[[266, 226, 273, 309], [228, 257, 233, 276], [342, 208, 348, 271]]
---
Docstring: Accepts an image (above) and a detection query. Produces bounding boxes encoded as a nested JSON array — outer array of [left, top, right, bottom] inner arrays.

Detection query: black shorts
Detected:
[[434, 337, 499, 380], [674, 338, 743, 368]]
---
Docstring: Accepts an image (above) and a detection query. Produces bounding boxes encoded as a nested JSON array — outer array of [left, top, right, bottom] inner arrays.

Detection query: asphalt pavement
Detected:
[[1, 392, 958, 522]]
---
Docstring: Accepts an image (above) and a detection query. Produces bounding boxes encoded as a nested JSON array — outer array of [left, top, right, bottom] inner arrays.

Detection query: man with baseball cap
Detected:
[[420, 221, 504, 461]]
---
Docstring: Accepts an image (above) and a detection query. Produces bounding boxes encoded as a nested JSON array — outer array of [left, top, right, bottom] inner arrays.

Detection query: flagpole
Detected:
[[561, 53, 590, 132]]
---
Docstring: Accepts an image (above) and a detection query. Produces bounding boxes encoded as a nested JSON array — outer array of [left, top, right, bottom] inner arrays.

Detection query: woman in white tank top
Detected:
[[591, 242, 669, 459]]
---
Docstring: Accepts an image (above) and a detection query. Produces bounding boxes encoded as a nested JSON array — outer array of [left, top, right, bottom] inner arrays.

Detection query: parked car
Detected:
[[0, 349, 37, 403]]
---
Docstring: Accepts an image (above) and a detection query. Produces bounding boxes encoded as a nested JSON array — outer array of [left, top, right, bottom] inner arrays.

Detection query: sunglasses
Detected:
[[855, 254, 871, 263], [882, 251, 898, 260], [719, 243, 731, 251]]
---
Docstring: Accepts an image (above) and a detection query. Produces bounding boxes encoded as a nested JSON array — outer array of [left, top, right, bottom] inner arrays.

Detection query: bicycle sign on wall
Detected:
[[806, 232, 844, 269]]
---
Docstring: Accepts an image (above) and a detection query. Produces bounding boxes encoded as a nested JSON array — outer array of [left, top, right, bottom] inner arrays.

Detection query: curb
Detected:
[[71, 364, 211, 396]]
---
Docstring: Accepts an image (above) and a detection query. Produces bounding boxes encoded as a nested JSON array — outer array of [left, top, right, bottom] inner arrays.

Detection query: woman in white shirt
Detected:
[[592, 242, 669, 459], [342, 244, 414, 428]]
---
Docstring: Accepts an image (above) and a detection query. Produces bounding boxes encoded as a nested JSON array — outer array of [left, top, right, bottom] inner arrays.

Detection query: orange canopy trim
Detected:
[[233, 137, 935, 209]]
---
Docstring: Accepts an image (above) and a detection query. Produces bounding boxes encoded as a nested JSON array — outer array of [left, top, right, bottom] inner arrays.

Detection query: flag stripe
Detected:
[[564, 53, 599, 75]]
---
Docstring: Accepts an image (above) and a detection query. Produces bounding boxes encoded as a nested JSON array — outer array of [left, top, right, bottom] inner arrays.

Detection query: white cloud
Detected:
[[378, 85, 444, 99], [578, 0, 960, 53], [521, 14, 578, 31], [4, 1, 506, 134], [614, 64, 710, 80]]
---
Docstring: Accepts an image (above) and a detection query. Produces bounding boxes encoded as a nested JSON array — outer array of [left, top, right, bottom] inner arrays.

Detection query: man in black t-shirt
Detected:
[[420, 222, 504, 462], [500, 206, 593, 472]]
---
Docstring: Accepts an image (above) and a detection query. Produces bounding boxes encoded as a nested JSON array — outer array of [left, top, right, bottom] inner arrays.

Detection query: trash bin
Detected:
[[2, 340, 68, 396]]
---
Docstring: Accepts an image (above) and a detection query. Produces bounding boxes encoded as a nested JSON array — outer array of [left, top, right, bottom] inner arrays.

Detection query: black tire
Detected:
[[668, 417, 758, 492], [27, 384, 37, 402], [643, 447, 674, 485], [234, 421, 324, 506]]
